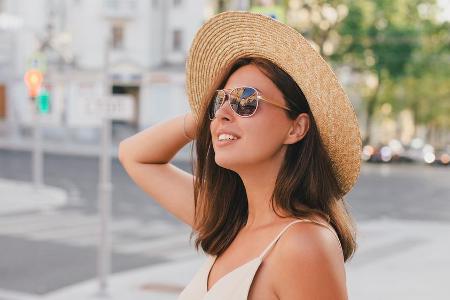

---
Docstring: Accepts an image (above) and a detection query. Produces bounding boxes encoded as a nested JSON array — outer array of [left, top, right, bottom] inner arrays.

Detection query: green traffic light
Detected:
[[37, 88, 50, 114]]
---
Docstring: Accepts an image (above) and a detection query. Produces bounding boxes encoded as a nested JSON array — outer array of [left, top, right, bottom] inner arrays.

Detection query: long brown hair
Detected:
[[188, 56, 357, 262]]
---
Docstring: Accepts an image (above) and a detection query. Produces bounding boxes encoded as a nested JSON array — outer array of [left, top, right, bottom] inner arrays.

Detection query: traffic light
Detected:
[[37, 88, 51, 114], [24, 69, 43, 98]]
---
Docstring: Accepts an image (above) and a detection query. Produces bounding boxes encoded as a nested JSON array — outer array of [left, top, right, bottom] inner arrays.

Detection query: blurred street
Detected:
[[0, 0, 449, 299], [0, 147, 195, 296], [0, 148, 449, 299]]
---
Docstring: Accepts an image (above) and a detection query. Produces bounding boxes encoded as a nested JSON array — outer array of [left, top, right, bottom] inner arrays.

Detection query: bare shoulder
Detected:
[[271, 219, 348, 300]]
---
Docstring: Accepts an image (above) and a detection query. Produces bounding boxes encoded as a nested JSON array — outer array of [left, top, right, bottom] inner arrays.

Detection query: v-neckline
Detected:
[[206, 255, 262, 293], [204, 218, 325, 294]]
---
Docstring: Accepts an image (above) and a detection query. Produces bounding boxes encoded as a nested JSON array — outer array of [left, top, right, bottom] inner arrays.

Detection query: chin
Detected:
[[214, 155, 241, 172], [214, 156, 235, 169]]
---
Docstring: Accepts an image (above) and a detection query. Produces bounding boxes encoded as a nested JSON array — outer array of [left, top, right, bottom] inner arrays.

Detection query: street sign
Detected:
[[68, 83, 135, 128], [86, 95, 134, 120]]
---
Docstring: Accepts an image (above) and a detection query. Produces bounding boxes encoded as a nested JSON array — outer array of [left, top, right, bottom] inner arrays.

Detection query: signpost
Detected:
[[97, 98, 112, 298], [63, 75, 134, 299], [98, 34, 111, 297], [24, 68, 44, 189], [94, 93, 134, 297], [96, 31, 135, 296]]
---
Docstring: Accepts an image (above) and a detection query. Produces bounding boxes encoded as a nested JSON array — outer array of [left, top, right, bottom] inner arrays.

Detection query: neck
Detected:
[[238, 152, 287, 231]]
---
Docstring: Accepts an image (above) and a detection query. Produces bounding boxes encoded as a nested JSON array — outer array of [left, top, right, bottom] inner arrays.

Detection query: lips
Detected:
[[216, 137, 239, 147], [214, 130, 240, 148], [216, 129, 241, 139]]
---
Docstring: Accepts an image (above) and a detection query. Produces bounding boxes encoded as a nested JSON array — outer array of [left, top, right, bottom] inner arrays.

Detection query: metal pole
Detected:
[[7, 26, 21, 141], [97, 29, 112, 297], [32, 96, 43, 189], [97, 117, 112, 297]]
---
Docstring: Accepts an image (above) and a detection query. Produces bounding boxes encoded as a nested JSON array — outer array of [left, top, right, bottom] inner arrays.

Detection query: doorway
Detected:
[[111, 85, 140, 140]]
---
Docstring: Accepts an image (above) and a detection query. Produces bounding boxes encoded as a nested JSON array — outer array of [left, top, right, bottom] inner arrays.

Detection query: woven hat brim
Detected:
[[185, 11, 362, 196]]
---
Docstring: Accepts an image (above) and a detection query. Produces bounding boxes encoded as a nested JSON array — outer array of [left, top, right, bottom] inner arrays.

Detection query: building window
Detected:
[[173, 0, 182, 7], [173, 29, 182, 52], [111, 23, 125, 49]]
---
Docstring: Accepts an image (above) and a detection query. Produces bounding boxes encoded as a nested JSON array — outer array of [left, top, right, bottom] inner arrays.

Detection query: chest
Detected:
[[207, 257, 278, 299], [207, 236, 280, 299], [247, 261, 279, 300]]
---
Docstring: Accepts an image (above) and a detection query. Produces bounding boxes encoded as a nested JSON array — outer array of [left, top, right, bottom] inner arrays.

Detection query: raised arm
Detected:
[[118, 112, 198, 228]]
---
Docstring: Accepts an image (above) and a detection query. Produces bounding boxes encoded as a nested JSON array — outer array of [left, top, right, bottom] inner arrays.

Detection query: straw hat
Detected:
[[185, 11, 362, 196]]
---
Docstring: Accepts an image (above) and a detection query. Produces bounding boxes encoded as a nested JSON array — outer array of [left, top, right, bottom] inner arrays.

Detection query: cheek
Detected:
[[212, 110, 289, 167], [225, 117, 286, 165], [245, 123, 285, 158]]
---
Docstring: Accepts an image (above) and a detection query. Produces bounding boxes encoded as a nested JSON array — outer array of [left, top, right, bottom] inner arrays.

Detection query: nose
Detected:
[[213, 96, 234, 121]]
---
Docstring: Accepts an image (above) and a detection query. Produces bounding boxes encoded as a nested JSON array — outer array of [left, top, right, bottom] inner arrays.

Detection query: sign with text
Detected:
[[86, 95, 134, 120], [68, 82, 135, 127]]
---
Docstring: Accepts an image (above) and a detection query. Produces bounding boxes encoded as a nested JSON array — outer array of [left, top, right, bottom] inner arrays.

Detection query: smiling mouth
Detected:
[[217, 133, 239, 141], [216, 137, 239, 146]]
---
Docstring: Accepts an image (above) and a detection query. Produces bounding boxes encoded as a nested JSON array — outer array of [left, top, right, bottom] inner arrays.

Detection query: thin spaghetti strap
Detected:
[[258, 219, 342, 260], [259, 219, 310, 260], [306, 219, 343, 252]]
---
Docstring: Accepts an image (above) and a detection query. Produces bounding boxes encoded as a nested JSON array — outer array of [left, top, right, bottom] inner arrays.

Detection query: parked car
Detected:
[[401, 138, 436, 165], [362, 138, 442, 165], [431, 146, 450, 166], [362, 142, 405, 163], [362, 144, 385, 163]]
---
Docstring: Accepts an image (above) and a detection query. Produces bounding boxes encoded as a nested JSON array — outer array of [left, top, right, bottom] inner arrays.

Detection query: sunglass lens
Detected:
[[231, 87, 257, 116], [209, 90, 225, 119]]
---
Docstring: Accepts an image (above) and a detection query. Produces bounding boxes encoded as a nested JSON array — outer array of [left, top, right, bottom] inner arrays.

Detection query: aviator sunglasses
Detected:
[[208, 86, 292, 120]]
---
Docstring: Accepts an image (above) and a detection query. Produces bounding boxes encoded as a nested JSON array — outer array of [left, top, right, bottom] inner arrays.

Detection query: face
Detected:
[[210, 64, 308, 172]]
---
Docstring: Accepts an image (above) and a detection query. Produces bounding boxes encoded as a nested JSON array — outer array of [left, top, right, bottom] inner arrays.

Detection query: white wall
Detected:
[[165, 0, 206, 63], [139, 72, 189, 130], [66, 0, 105, 69], [3, 0, 207, 134]]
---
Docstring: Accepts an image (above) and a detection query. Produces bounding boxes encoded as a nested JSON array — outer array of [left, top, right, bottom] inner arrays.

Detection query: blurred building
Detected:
[[0, 0, 208, 142]]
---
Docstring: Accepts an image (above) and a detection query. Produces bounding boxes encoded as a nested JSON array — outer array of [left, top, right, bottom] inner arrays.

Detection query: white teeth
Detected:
[[218, 133, 238, 141]]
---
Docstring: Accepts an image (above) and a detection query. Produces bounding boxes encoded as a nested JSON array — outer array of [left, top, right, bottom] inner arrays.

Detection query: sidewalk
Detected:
[[41, 217, 450, 300], [1, 177, 449, 299], [0, 177, 201, 300], [0, 178, 67, 216], [346, 217, 450, 299], [43, 255, 206, 300]]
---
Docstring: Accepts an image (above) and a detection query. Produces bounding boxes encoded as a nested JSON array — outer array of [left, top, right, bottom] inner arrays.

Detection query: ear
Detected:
[[284, 113, 310, 145]]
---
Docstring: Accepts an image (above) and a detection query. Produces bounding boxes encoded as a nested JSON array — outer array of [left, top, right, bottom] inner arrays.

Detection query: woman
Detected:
[[119, 11, 362, 299]]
